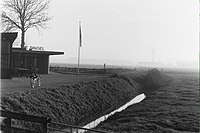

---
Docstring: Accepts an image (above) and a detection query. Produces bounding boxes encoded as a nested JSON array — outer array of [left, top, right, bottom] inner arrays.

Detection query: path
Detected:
[[1, 72, 111, 95]]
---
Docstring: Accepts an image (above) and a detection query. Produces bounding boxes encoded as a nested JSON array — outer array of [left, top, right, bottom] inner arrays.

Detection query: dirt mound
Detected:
[[145, 69, 163, 88], [1, 77, 141, 130], [95, 71, 199, 132], [0, 69, 172, 131], [144, 69, 173, 94]]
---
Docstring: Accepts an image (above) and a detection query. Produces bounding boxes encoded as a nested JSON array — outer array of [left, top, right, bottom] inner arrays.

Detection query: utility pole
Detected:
[[152, 50, 155, 63]]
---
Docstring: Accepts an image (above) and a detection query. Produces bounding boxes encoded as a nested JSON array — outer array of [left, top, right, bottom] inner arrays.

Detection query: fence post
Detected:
[[104, 63, 106, 73], [70, 127, 73, 133], [42, 117, 48, 133]]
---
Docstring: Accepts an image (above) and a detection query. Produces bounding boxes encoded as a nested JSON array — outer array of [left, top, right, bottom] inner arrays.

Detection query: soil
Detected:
[[0, 69, 172, 132]]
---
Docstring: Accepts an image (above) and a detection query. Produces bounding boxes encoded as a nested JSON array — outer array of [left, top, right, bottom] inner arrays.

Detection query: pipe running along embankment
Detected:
[[0, 69, 172, 131]]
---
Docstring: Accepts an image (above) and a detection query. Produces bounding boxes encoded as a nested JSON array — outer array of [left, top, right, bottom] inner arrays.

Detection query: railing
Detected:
[[49, 66, 107, 74], [0, 110, 50, 133], [49, 66, 134, 75], [0, 110, 108, 133]]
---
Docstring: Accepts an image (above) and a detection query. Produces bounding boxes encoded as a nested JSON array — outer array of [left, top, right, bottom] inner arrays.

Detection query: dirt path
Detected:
[[1, 72, 111, 95]]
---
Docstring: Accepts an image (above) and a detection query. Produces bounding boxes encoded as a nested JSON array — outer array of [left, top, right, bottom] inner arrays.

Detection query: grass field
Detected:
[[95, 71, 199, 133], [1, 69, 144, 132], [1, 68, 190, 132], [1, 71, 112, 95]]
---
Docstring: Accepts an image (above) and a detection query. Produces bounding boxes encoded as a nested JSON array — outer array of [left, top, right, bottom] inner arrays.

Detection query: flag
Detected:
[[79, 21, 82, 47]]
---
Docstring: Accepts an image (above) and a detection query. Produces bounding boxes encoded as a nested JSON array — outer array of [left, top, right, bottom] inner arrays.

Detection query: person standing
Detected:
[[29, 68, 41, 88]]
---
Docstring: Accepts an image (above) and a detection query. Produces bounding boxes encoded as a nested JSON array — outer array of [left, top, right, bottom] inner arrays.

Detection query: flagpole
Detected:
[[78, 38, 80, 75], [78, 21, 81, 75]]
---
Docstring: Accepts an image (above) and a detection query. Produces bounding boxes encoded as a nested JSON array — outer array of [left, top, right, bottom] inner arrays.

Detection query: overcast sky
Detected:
[[13, 0, 199, 67]]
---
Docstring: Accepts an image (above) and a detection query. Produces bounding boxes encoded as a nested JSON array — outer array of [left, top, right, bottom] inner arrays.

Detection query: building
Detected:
[[12, 48, 64, 74], [1, 32, 18, 79], [1, 32, 64, 79]]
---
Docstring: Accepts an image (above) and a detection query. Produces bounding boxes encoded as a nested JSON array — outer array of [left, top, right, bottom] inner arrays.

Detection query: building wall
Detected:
[[37, 55, 49, 74], [11, 53, 21, 69], [11, 53, 50, 74], [1, 32, 18, 79], [1, 41, 12, 78]]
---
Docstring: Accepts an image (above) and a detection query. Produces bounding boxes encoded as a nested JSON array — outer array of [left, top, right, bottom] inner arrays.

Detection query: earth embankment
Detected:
[[0, 69, 172, 130], [94, 71, 199, 132]]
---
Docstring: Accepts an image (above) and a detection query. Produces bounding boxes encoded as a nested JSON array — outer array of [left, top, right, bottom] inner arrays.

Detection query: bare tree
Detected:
[[1, 0, 51, 48]]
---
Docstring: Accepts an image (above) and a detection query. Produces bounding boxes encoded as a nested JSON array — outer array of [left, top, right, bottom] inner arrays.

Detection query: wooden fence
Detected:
[[0, 110, 50, 133], [49, 66, 135, 75], [49, 66, 107, 75], [0, 110, 108, 133]]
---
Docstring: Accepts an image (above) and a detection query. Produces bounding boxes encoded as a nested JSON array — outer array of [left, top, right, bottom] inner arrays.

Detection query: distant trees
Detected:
[[1, 0, 51, 48]]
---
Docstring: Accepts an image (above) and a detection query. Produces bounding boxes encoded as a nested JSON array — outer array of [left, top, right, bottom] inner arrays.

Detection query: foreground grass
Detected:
[[0, 69, 171, 132], [1, 76, 140, 131], [95, 72, 199, 133]]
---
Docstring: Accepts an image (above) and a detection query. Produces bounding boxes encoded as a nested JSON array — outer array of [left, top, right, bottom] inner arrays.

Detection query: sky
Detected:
[[10, 0, 199, 67]]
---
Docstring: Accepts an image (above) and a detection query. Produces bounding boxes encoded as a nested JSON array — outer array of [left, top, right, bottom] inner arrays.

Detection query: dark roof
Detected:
[[12, 48, 64, 55], [1, 32, 18, 44]]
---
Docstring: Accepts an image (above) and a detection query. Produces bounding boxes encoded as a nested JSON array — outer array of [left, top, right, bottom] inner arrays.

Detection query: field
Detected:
[[95, 71, 199, 133], [1, 71, 112, 95], [0, 68, 171, 132], [1, 68, 147, 132], [1, 68, 196, 132]]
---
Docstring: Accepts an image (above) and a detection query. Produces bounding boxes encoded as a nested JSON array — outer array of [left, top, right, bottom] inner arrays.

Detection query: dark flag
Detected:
[[79, 21, 82, 47]]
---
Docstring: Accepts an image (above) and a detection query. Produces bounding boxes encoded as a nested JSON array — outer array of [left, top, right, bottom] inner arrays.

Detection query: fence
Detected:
[[0, 110, 108, 133], [0, 110, 50, 133], [49, 66, 135, 75], [49, 66, 107, 74]]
